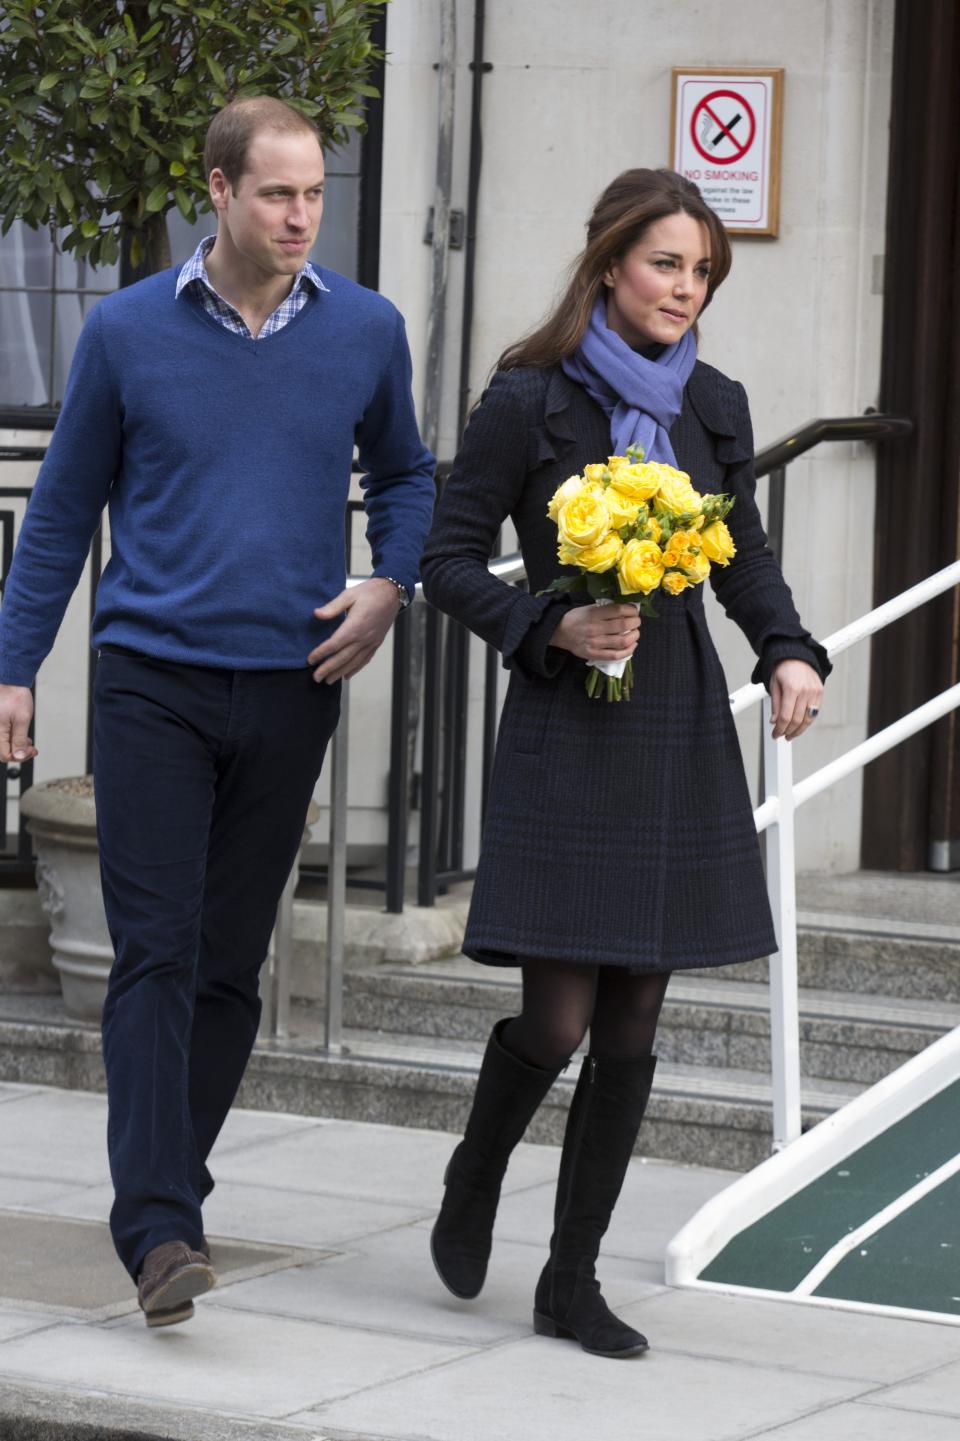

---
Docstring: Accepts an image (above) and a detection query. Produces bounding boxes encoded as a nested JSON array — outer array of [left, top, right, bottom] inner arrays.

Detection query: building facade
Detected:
[[1, 0, 956, 879]]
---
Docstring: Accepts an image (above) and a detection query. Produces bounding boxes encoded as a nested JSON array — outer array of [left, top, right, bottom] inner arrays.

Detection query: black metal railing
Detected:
[[0, 408, 913, 896], [756, 412, 913, 565]]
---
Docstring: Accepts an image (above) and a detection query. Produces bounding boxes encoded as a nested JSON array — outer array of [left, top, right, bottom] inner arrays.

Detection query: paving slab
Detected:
[[202, 1106, 329, 1158], [861, 1358, 960, 1419], [25, 1177, 429, 1251], [0, 1305, 473, 1421], [0, 1087, 111, 1185], [203, 1179, 430, 1248], [0, 1306, 61, 1343], [619, 1287, 960, 1384], [206, 1226, 540, 1345], [209, 1115, 560, 1207], [0, 1175, 98, 1210], [294, 1338, 868, 1441], [751, 1401, 960, 1440]]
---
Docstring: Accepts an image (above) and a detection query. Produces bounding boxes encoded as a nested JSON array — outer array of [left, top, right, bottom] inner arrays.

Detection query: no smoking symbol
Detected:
[[691, 89, 756, 165]]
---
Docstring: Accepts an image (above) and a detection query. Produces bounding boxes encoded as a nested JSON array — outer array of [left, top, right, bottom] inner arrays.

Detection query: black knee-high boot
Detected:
[[431, 1018, 563, 1299], [533, 1052, 656, 1357]]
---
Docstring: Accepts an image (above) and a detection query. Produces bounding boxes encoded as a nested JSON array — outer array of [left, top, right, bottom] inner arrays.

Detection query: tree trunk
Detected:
[[119, 213, 172, 287]]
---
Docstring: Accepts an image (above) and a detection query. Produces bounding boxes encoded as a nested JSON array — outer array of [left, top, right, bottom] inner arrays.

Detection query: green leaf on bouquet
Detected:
[[586, 573, 619, 601], [537, 575, 588, 596]]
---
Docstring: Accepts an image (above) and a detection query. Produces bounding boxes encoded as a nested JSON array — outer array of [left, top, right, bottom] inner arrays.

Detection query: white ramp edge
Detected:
[[665, 1023, 960, 1324]]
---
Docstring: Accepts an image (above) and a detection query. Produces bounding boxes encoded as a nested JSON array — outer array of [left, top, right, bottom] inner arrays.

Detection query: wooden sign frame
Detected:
[[670, 67, 784, 237]]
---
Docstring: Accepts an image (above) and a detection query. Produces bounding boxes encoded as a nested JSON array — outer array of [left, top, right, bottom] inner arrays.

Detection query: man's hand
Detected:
[[0, 684, 37, 763], [770, 660, 823, 741], [308, 578, 404, 684]]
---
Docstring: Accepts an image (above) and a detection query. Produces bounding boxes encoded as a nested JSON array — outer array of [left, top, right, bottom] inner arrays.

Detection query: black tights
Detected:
[[503, 958, 670, 1070]]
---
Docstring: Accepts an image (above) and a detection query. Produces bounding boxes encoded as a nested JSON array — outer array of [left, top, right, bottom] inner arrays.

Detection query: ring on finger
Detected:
[[806, 706, 820, 719]]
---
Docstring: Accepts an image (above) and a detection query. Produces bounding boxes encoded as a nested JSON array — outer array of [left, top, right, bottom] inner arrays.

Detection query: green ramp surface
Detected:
[[813, 1167, 960, 1314], [700, 1078, 960, 1292]]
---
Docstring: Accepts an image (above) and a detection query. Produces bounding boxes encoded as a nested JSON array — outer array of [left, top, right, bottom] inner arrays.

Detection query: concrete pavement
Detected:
[[0, 1081, 957, 1440]]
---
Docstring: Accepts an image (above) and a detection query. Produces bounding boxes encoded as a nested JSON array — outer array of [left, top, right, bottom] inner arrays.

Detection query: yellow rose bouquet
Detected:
[[542, 446, 736, 700]]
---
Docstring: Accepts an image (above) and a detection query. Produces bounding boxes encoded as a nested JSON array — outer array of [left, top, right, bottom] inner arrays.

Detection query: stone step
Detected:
[[340, 960, 959, 1088], [723, 912, 960, 1003], [0, 994, 861, 1172]]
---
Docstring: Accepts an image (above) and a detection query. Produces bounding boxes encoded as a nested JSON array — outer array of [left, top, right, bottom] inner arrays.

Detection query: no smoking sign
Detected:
[[671, 69, 783, 236]]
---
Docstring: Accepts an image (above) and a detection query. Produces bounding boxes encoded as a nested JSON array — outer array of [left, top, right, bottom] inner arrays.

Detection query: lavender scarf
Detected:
[[561, 296, 697, 465]]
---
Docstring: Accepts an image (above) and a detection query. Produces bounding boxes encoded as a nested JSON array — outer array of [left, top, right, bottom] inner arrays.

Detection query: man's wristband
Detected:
[[381, 576, 411, 609]]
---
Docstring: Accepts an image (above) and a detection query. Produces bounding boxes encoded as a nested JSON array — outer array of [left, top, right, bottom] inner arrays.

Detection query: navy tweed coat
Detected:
[[420, 362, 830, 973]]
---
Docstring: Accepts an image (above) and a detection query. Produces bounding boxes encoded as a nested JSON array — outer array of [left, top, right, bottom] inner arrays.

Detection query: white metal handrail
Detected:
[[741, 558, 960, 1149]]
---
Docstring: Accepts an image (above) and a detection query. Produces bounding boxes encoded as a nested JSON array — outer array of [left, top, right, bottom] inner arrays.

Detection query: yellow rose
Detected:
[[659, 530, 710, 584], [662, 570, 691, 595], [700, 520, 736, 566], [651, 464, 703, 516], [683, 548, 711, 583], [547, 474, 588, 522], [617, 538, 665, 596], [575, 533, 624, 573], [606, 458, 662, 501], [643, 515, 662, 543], [558, 492, 609, 549], [558, 540, 586, 567], [661, 528, 699, 565], [603, 486, 643, 529], [583, 463, 608, 485]]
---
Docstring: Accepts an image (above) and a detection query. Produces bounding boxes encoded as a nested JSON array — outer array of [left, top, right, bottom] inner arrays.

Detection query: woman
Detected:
[[420, 169, 829, 1359]]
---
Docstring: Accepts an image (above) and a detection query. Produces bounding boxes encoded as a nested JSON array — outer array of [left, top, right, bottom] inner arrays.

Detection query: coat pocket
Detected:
[[502, 673, 559, 757]]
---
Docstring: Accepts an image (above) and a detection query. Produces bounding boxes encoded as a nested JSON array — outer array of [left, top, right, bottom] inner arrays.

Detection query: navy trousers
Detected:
[[93, 648, 340, 1278]]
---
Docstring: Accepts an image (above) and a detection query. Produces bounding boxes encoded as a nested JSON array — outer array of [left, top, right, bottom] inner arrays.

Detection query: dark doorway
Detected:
[[861, 0, 960, 872]]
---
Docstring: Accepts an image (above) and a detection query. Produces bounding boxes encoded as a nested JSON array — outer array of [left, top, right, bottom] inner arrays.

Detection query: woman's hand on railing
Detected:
[[550, 603, 641, 662], [769, 660, 824, 741]]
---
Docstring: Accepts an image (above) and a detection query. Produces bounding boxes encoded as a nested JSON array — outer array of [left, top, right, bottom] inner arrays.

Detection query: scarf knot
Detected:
[[561, 296, 696, 465]]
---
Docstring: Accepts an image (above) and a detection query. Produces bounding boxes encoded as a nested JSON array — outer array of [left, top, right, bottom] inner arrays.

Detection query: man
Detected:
[[0, 96, 435, 1326]]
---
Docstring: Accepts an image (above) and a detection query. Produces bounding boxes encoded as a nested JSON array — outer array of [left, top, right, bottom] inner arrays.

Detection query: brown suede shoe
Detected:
[[137, 1241, 216, 1328]]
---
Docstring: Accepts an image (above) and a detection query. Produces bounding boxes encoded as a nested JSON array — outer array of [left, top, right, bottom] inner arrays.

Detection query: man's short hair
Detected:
[[204, 97, 322, 186]]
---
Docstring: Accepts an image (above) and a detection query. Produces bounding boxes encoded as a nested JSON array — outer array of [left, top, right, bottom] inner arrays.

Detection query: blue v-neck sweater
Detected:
[[0, 267, 436, 686]]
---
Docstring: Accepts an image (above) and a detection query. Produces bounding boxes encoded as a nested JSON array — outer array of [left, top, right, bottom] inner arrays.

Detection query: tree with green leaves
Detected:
[[0, 0, 387, 275]]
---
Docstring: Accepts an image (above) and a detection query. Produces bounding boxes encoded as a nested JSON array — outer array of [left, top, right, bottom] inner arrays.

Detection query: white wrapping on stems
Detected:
[[587, 597, 640, 678]]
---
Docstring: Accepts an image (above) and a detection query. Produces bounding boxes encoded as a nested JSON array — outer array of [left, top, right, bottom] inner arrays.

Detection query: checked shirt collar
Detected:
[[176, 235, 328, 339]]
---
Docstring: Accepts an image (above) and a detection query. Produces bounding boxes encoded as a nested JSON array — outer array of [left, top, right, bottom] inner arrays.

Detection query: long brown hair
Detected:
[[498, 168, 731, 371]]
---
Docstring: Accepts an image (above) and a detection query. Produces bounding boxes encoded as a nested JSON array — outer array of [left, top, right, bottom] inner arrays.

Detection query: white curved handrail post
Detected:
[[762, 704, 802, 1150], [740, 557, 960, 1152]]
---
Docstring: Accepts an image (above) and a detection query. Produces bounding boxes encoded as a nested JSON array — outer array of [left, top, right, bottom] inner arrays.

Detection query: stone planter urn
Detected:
[[21, 777, 322, 1023], [20, 776, 111, 1021]]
